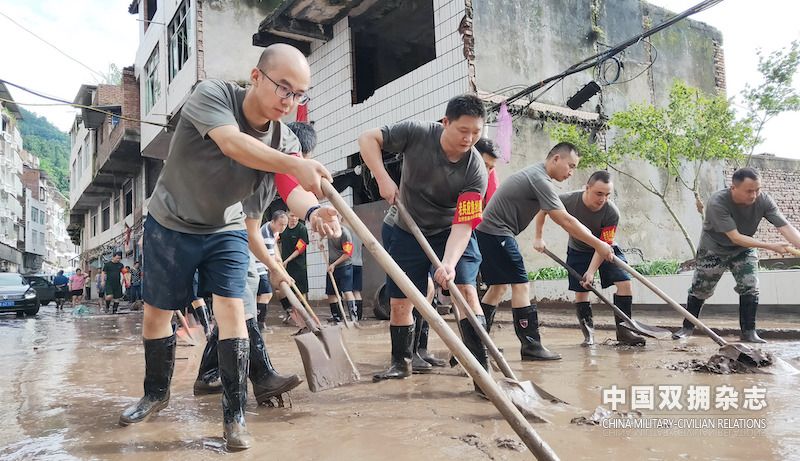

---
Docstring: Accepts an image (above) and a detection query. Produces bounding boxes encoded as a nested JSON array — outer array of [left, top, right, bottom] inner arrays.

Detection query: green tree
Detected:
[[17, 108, 71, 195], [549, 80, 752, 258], [742, 40, 800, 164]]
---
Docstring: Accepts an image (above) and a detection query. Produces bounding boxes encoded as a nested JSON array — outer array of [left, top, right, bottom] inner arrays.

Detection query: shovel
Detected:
[[282, 281, 361, 392], [612, 256, 799, 375], [328, 270, 356, 328], [322, 182, 560, 460], [175, 310, 198, 346], [396, 202, 569, 409], [542, 248, 672, 340]]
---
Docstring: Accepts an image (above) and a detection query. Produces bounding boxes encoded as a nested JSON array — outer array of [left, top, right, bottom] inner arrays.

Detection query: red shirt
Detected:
[[484, 169, 499, 206]]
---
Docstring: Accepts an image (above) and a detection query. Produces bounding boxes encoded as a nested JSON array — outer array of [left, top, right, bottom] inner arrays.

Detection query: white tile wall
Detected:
[[303, 0, 470, 298]]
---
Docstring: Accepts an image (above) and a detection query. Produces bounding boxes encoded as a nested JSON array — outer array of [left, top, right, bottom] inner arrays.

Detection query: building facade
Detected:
[[0, 84, 26, 272]]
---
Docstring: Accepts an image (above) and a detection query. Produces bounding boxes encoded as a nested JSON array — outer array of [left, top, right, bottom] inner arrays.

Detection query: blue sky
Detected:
[[1, 0, 798, 158]]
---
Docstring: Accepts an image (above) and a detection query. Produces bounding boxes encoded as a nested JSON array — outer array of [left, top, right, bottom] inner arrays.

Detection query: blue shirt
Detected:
[[53, 275, 69, 288]]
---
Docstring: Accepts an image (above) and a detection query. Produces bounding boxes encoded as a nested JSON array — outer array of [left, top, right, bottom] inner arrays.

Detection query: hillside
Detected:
[[18, 108, 70, 196]]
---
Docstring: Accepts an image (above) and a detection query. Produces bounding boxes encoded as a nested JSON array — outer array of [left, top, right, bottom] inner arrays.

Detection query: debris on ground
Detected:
[[571, 406, 642, 426], [495, 437, 525, 451], [453, 433, 494, 459], [666, 354, 759, 374], [672, 345, 702, 353], [71, 305, 90, 316]]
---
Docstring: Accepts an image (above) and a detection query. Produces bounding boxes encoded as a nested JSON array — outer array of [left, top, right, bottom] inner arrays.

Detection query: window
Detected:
[[350, 0, 436, 104], [144, 46, 161, 114], [90, 210, 97, 237], [113, 193, 121, 224], [168, 0, 191, 82], [31, 208, 37, 224], [145, 158, 164, 198], [124, 181, 133, 217], [102, 200, 110, 232], [144, 0, 157, 30]]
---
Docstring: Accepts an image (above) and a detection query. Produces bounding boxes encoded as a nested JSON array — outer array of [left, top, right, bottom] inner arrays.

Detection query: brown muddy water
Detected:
[[1, 304, 799, 460]]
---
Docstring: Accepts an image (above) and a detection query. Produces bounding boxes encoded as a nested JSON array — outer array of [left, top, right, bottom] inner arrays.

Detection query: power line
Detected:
[[489, 0, 727, 112], [0, 9, 107, 82], [0, 79, 170, 128]]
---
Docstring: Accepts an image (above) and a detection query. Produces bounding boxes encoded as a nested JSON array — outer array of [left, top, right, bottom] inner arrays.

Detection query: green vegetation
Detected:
[[528, 259, 681, 281], [528, 267, 569, 281], [18, 108, 70, 195]]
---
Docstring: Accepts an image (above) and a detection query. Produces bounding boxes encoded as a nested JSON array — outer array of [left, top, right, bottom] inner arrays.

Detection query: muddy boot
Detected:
[[257, 303, 268, 330], [112, 301, 119, 314], [194, 305, 211, 337], [673, 295, 704, 339], [414, 310, 446, 367], [280, 298, 293, 324], [481, 303, 497, 334], [373, 325, 413, 381], [513, 306, 561, 361], [193, 326, 222, 395], [246, 318, 302, 404], [575, 302, 594, 346], [460, 316, 489, 395], [347, 300, 358, 322], [355, 300, 364, 320], [329, 303, 342, 323], [119, 334, 176, 426], [739, 294, 766, 343], [614, 295, 645, 346], [411, 317, 433, 374], [219, 338, 252, 451], [105, 300, 110, 313]]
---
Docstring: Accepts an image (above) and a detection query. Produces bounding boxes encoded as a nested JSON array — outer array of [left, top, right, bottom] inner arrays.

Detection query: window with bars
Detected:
[[168, 0, 191, 82], [144, 46, 160, 114]]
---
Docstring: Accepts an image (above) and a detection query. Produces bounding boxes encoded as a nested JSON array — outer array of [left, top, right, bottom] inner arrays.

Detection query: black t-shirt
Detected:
[[103, 261, 124, 287]]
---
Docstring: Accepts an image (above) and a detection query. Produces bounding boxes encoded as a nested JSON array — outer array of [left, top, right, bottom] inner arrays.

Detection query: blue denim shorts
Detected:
[[476, 230, 528, 285], [142, 217, 249, 310], [386, 227, 481, 299], [326, 264, 353, 295]]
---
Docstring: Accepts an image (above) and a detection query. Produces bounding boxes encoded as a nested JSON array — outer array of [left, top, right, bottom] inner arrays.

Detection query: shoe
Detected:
[[614, 295, 645, 346], [219, 338, 252, 451], [246, 318, 302, 404], [193, 326, 222, 395], [575, 302, 594, 346], [739, 294, 766, 343], [373, 325, 413, 381], [460, 316, 489, 395], [119, 334, 176, 425], [512, 306, 561, 361], [413, 311, 446, 368], [480, 303, 497, 334], [672, 295, 704, 339]]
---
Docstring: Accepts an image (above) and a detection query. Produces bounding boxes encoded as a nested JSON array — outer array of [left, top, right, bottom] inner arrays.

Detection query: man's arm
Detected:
[[358, 128, 398, 204], [777, 224, 800, 249], [328, 253, 351, 273], [283, 185, 340, 238], [546, 209, 613, 260], [532, 210, 547, 252], [725, 229, 791, 254], [208, 125, 331, 196], [245, 218, 292, 285], [435, 223, 473, 286]]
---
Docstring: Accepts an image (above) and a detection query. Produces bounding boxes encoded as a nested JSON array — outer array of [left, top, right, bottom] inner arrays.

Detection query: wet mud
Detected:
[[1, 305, 799, 460]]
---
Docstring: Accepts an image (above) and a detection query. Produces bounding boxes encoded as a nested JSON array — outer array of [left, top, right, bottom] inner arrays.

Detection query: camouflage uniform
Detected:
[[688, 247, 758, 300]]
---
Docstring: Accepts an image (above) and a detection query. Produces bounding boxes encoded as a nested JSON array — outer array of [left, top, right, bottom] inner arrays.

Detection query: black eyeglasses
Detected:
[[258, 68, 310, 106]]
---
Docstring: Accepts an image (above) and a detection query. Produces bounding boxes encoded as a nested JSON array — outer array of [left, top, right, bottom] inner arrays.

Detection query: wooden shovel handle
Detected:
[[280, 281, 319, 333]]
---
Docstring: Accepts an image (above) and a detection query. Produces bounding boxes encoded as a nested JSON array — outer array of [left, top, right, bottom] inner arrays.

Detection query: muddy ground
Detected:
[[1, 303, 799, 460]]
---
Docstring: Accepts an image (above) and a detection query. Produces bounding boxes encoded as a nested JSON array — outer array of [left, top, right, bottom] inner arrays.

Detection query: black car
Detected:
[[23, 275, 56, 306], [0, 273, 39, 316]]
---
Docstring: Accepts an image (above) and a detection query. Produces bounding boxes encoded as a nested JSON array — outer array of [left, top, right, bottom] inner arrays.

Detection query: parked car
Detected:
[[22, 275, 56, 307], [0, 273, 39, 316]]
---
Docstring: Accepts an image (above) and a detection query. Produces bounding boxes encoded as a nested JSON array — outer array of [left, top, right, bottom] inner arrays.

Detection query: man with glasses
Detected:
[[119, 44, 340, 451]]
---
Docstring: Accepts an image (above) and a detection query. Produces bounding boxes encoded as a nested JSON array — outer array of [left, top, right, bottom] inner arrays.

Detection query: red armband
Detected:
[[453, 191, 483, 229], [295, 239, 307, 254], [275, 153, 302, 201], [342, 241, 354, 256], [600, 225, 617, 244]]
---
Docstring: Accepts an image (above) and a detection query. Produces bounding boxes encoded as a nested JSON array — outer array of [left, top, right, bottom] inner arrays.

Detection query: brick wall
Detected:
[[94, 84, 122, 106], [725, 155, 800, 260], [122, 66, 140, 121], [21, 165, 40, 200]]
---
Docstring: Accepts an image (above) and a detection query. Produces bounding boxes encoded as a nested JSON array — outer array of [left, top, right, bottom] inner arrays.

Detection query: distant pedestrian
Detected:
[[102, 252, 124, 314], [69, 269, 89, 305], [128, 261, 143, 303], [53, 270, 69, 310]]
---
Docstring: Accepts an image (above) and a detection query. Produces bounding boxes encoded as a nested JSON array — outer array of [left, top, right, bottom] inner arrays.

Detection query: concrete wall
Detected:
[[25, 195, 46, 256], [304, 0, 470, 298], [202, 1, 274, 82], [472, 0, 726, 269]]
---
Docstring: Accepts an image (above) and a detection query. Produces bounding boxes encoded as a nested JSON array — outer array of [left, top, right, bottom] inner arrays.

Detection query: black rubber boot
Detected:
[[257, 303, 268, 330], [411, 317, 433, 374], [614, 295, 646, 346], [513, 306, 561, 361], [329, 303, 342, 323], [355, 300, 364, 320], [105, 299, 110, 313], [194, 305, 211, 337], [414, 310, 446, 367], [219, 338, 252, 451], [373, 325, 413, 381], [673, 295, 704, 339], [460, 316, 489, 395], [347, 300, 358, 322], [119, 334, 176, 425], [193, 326, 222, 395], [112, 301, 119, 314], [481, 303, 497, 334], [280, 297, 293, 324], [739, 294, 766, 343], [246, 318, 302, 404], [575, 302, 594, 346]]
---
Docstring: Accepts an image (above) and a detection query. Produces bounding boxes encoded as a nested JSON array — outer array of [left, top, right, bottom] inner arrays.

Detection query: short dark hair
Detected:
[[287, 121, 317, 155], [474, 138, 498, 158], [271, 210, 288, 221], [444, 94, 486, 121], [113, 251, 123, 258], [587, 170, 611, 185], [546, 142, 580, 159], [732, 167, 760, 185], [57, 270, 64, 275]]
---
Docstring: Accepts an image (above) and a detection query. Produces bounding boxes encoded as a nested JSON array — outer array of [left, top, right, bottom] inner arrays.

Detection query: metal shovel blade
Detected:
[[717, 343, 800, 375], [294, 325, 360, 392], [618, 319, 673, 340]]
